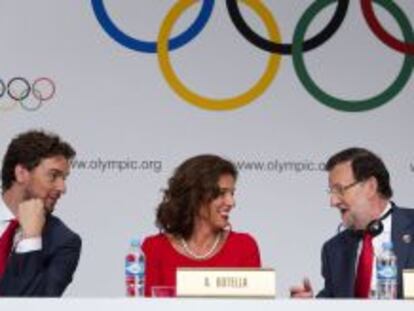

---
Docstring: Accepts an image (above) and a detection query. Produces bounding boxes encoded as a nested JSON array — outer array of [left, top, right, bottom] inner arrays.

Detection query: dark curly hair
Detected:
[[1, 130, 76, 192], [156, 154, 237, 239], [326, 147, 392, 199]]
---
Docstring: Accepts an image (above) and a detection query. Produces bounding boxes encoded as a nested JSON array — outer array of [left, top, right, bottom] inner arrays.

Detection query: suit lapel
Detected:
[[339, 231, 359, 296], [392, 207, 414, 271]]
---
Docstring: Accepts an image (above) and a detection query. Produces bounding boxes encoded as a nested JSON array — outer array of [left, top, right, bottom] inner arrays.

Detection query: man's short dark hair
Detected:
[[1, 130, 76, 192], [325, 147, 393, 199]]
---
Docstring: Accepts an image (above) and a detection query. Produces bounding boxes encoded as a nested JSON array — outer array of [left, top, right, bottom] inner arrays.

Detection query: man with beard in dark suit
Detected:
[[0, 130, 81, 296]]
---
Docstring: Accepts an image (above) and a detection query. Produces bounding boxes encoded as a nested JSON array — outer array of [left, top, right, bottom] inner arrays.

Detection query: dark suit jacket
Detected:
[[0, 215, 81, 297], [317, 204, 414, 298]]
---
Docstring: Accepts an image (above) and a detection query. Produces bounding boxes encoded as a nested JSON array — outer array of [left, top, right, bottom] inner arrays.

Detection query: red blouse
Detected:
[[142, 231, 261, 297]]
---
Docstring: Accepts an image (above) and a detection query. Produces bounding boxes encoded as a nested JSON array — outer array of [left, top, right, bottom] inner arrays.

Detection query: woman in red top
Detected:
[[142, 154, 261, 297]]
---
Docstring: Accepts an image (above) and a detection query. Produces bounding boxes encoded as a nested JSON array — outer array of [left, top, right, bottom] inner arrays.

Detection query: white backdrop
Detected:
[[0, 0, 413, 297]]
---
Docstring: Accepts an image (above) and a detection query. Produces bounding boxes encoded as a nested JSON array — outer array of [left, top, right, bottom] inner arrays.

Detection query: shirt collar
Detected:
[[379, 201, 392, 218], [382, 201, 392, 233], [0, 195, 16, 222]]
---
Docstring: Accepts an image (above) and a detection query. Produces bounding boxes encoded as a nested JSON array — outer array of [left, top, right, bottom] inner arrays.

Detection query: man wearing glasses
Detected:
[[290, 147, 414, 298]]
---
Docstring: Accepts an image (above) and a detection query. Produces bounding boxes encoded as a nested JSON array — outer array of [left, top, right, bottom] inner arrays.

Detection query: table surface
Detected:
[[0, 298, 413, 311]]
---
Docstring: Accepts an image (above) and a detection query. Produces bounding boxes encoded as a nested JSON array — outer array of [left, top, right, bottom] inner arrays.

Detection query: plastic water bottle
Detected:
[[376, 241, 397, 299], [125, 238, 145, 297]]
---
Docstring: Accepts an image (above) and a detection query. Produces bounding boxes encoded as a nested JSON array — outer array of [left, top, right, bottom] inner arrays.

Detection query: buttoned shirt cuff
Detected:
[[15, 237, 42, 253]]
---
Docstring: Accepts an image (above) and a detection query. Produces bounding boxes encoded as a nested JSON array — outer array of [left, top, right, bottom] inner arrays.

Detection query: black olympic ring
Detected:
[[226, 0, 349, 54], [7, 77, 31, 101]]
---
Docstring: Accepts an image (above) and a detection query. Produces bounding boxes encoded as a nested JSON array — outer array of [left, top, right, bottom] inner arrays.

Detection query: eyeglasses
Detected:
[[327, 180, 362, 197]]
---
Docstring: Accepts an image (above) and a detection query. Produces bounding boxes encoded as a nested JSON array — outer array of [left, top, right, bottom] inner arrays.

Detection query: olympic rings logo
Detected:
[[0, 77, 56, 112], [92, 0, 414, 112]]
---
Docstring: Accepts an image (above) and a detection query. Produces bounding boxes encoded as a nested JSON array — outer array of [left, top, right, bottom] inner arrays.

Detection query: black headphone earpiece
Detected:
[[365, 219, 384, 237], [364, 207, 394, 237]]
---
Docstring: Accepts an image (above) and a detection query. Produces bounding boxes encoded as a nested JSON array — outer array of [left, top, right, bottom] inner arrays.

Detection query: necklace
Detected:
[[180, 232, 221, 260]]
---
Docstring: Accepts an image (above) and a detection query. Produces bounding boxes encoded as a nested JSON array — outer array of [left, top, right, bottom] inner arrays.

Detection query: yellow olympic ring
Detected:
[[158, 0, 282, 111], [0, 100, 18, 112]]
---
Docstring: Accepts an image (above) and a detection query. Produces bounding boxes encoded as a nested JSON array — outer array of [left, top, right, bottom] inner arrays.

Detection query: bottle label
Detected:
[[126, 262, 139, 275], [377, 265, 397, 279], [126, 258, 145, 275]]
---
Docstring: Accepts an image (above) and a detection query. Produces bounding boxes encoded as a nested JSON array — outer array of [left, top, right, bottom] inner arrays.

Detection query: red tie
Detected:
[[354, 232, 374, 298], [0, 220, 19, 278]]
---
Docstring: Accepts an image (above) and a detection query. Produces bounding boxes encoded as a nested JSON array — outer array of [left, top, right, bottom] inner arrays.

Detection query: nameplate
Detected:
[[176, 268, 276, 298], [403, 269, 414, 299]]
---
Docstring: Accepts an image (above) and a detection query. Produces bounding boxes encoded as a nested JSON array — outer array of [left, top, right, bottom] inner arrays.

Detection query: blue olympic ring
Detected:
[[91, 0, 214, 53]]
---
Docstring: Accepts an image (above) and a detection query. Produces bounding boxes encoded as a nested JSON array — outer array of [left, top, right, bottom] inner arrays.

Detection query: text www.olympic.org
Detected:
[[71, 158, 162, 173], [235, 160, 326, 173]]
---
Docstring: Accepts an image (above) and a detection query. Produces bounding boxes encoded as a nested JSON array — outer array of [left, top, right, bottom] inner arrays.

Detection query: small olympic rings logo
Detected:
[[92, 0, 414, 112], [0, 77, 56, 112]]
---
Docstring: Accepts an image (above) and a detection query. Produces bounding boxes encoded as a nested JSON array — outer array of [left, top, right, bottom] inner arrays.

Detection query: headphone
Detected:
[[337, 206, 394, 237], [365, 207, 393, 236]]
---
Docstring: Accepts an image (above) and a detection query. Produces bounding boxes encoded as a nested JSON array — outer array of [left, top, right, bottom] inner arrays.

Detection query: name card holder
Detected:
[[176, 268, 276, 298], [403, 269, 414, 299]]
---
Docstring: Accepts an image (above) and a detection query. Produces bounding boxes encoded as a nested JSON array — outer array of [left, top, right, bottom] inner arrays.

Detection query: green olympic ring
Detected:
[[292, 0, 414, 112]]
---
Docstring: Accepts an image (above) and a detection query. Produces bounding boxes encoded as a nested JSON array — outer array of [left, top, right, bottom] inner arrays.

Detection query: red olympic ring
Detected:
[[32, 77, 56, 101], [361, 0, 414, 55]]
